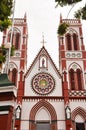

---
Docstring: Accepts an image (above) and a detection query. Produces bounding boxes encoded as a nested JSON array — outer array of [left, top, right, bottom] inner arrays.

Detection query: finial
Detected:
[[60, 13, 62, 23], [24, 12, 27, 22], [24, 12, 27, 19], [41, 32, 46, 46]]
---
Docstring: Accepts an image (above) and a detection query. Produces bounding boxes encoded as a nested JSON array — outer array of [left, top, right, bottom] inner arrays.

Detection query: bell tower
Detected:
[[58, 15, 86, 130], [2, 13, 28, 130], [2, 13, 28, 102]]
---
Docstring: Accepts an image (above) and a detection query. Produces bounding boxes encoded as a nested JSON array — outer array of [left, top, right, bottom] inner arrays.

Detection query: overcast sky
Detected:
[[0, 0, 86, 68]]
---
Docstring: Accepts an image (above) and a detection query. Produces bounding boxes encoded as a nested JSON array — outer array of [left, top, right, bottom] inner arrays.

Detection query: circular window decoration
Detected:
[[32, 73, 55, 95]]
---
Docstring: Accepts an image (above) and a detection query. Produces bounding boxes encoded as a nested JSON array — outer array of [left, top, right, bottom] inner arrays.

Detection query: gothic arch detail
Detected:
[[71, 107, 86, 130], [8, 63, 18, 85], [12, 68, 18, 85], [73, 33, 79, 50], [8, 68, 18, 85], [76, 69, 83, 90], [29, 100, 57, 130], [72, 107, 86, 121], [68, 63, 84, 90], [65, 29, 79, 51], [66, 33, 72, 50], [69, 68, 75, 90], [7, 27, 21, 50]]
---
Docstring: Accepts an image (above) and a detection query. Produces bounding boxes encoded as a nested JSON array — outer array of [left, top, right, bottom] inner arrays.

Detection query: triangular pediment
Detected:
[[24, 47, 62, 96], [25, 46, 61, 78]]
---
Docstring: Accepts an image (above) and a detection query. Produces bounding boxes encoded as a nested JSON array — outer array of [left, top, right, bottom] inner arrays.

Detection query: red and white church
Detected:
[[0, 14, 86, 130]]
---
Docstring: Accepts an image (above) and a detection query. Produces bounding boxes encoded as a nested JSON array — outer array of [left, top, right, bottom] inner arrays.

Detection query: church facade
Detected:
[[0, 14, 86, 130]]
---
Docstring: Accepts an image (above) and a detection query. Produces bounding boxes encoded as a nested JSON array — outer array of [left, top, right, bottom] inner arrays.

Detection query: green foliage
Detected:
[[57, 22, 69, 35], [10, 45, 15, 56], [0, 0, 13, 20], [0, 19, 12, 31], [0, 0, 13, 31], [0, 48, 6, 64], [1, 45, 7, 56], [55, 0, 86, 20], [0, 55, 6, 63], [74, 4, 86, 20], [55, 0, 82, 7]]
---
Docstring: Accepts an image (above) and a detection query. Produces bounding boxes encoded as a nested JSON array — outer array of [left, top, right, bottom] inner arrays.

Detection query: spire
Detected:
[[24, 12, 27, 22], [24, 12, 27, 19], [41, 32, 46, 47], [60, 13, 62, 23]]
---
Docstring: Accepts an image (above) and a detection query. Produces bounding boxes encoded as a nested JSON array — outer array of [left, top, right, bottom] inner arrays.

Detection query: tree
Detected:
[[57, 22, 69, 35], [55, 0, 86, 20], [55, 0, 86, 35], [74, 4, 86, 19], [0, 0, 13, 31], [55, 0, 82, 7]]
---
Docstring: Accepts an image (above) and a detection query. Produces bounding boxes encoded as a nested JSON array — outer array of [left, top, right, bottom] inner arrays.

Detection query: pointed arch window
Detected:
[[7, 30, 20, 50], [76, 69, 83, 90], [15, 32, 20, 49], [69, 69, 75, 90], [66, 34, 72, 50], [72, 108, 86, 130], [12, 68, 17, 85], [69, 66, 83, 90], [73, 33, 78, 50]]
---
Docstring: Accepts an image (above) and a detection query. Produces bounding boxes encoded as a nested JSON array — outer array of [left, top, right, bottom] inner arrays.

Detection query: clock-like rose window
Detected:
[[32, 73, 55, 95]]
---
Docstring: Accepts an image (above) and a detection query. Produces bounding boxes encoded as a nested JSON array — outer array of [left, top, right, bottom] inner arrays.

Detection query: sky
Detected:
[[0, 0, 86, 68]]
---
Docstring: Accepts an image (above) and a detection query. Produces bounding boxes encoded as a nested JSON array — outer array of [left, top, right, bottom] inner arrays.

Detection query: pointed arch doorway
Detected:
[[36, 108, 50, 130], [72, 107, 86, 130], [29, 100, 57, 130]]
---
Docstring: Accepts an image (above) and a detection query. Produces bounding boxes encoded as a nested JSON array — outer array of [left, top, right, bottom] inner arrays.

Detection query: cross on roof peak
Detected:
[[41, 32, 47, 46]]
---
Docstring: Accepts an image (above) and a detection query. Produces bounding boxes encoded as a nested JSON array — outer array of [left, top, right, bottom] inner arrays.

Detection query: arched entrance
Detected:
[[71, 107, 86, 130], [29, 100, 57, 130]]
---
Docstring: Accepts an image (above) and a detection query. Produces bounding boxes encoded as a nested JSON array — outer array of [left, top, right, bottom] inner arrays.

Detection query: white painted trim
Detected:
[[0, 111, 9, 114], [0, 85, 17, 97], [0, 100, 16, 107]]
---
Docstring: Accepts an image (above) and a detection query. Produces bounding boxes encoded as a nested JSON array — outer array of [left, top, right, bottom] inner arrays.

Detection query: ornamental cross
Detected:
[[41, 32, 47, 46]]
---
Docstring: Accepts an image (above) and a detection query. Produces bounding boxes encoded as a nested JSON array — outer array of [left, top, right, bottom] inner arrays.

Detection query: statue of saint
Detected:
[[42, 58, 45, 67], [66, 106, 71, 119]]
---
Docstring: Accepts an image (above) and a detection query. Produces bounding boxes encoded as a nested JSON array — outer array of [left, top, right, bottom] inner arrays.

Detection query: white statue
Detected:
[[66, 106, 71, 119]]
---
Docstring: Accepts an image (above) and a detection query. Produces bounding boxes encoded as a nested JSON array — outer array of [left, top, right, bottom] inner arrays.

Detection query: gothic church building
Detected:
[[0, 14, 86, 130]]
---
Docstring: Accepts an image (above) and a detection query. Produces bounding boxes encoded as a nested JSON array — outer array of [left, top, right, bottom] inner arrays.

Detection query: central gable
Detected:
[[24, 46, 62, 96], [25, 47, 61, 77]]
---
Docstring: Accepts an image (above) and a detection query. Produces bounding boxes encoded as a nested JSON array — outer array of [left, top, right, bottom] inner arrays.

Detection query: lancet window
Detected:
[[66, 31, 79, 51], [69, 65, 83, 90], [7, 28, 20, 50]]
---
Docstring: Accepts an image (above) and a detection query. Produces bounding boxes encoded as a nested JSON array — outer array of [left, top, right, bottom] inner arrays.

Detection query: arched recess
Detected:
[[39, 54, 48, 68], [73, 33, 79, 50], [65, 29, 79, 51], [7, 27, 21, 50], [71, 107, 86, 130], [66, 33, 72, 50], [12, 68, 18, 85], [8, 62, 18, 86], [76, 69, 83, 90], [29, 100, 57, 130], [68, 63, 84, 90], [69, 68, 75, 90]]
